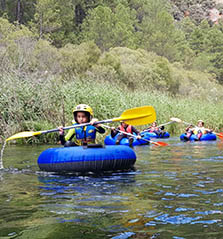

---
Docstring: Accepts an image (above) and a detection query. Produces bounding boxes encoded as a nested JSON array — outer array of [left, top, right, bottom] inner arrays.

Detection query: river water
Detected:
[[1, 137, 223, 239]]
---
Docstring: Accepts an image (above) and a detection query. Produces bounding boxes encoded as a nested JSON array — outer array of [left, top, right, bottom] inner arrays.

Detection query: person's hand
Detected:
[[58, 126, 64, 135], [91, 118, 100, 127], [186, 126, 191, 132], [136, 135, 141, 139]]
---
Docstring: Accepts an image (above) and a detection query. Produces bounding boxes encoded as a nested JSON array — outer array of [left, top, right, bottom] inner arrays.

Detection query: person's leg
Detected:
[[154, 130, 160, 137], [127, 136, 134, 147], [186, 130, 192, 139], [161, 131, 166, 137], [197, 130, 203, 140], [64, 141, 78, 147], [116, 134, 125, 145], [183, 130, 192, 141]]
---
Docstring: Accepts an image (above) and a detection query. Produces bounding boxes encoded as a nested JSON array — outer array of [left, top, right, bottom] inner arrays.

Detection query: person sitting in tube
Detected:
[[111, 121, 141, 147], [185, 120, 212, 140], [58, 104, 105, 147], [145, 121, 166, 137]]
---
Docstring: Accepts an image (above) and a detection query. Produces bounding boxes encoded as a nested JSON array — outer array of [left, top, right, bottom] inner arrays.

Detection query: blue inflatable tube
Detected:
[[38, 145, 136, 173], [145, 131, 170, 138], [180, 133, 217, 141], [104, 132, 151, 146]]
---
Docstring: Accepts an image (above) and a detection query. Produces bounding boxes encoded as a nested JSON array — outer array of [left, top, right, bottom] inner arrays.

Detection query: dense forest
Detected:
[[1, 0, 223, 143], [0, 0, 223, 82]]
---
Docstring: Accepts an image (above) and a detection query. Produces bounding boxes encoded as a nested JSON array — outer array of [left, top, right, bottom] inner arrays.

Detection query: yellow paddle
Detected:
[[6, 106, 156, 142], [171, 117, 223, 140]]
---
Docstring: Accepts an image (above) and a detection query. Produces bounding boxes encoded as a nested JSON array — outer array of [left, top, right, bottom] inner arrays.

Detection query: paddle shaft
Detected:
[[41, 119, 115, 134], [102, 124, 150, 143], [103, 124, 169, 146], [6, 105, 156, 141], [142, 120, 175, 132], [177, 120, 212, 132], [185, 123, 221, 138], [142, 120, 174, 133], [171, 117, 223, 137], [157, 120, 175, 128], [42, 105, 156, 134]]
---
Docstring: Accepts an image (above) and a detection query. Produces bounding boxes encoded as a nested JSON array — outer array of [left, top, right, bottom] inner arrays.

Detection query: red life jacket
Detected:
[[149, 126, 159, 132], [119, 125, 133, 134]]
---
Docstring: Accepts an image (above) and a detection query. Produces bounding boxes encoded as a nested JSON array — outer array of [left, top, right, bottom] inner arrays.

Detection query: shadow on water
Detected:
[[1, 139, 223, 238]]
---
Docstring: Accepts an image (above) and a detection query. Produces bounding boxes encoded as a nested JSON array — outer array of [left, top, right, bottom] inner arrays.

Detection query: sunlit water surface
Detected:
[[1, 138, 223, 239]]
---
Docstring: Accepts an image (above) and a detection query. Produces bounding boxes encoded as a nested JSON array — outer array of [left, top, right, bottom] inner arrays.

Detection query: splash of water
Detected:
[[0, 141, 6, 169]]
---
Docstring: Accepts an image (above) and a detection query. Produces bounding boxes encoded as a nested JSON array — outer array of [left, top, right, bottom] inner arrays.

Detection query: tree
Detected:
[[81, 5, 113, 51], [136, 0, 187, 62], [81, 3, 137, 51], [72, 0, 104, 26], [111, 3, 137, 48], [31, 0, 75, 47], [205, 27, 223, 83], [0, 0, 36, 24]]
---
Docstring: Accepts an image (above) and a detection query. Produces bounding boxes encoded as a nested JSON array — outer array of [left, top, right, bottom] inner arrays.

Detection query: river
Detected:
[[1, 137, 223, 238]]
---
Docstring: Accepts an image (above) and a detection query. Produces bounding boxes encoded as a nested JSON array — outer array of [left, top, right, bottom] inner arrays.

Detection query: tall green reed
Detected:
[[2, 75, 223, 144]]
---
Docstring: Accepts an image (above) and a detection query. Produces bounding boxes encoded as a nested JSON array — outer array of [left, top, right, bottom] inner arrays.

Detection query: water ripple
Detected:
[[111, 232, 136, 239], [195, 210, 223, 215], [191, 219, 221, 225], [194, 189, 223, 195], [146, 213, 202, 225], [175, 208, 195, 212]]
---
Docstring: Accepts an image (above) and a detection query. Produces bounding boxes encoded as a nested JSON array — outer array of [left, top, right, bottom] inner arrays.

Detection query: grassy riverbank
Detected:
[[1, 73, 223, 144]]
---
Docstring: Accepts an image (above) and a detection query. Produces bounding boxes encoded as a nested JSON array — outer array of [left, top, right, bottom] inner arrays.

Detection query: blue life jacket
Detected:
[[65, 123, 97, 145]]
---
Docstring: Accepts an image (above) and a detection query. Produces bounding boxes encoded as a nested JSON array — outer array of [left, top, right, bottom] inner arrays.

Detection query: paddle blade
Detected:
[[170, 117, 182, 123], [216, 132, 223, 140], [6, 131, 42, 141], [113, 106, 156, 126], [151, 141, 169, 146]]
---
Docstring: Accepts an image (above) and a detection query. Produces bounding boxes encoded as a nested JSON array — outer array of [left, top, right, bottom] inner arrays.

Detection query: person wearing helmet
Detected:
[[184, 120, 212, 141], [59, 104, 105, 147], [111, 121, 141, 147]]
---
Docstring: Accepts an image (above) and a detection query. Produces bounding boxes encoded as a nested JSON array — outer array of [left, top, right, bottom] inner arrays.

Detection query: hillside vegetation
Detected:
[[0, 0, 223, 143]]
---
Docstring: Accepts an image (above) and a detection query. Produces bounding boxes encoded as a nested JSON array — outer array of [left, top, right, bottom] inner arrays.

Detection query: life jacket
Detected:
[[119, 125, 133, 134], [65, 123, 96, 146], [193, 127, 206, 135], [148, 126, 159, 133]]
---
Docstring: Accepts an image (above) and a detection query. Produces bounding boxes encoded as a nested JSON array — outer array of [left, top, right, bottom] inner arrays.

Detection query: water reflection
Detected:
[[1, 139, 223, 238], [38, 172, 138, 217]]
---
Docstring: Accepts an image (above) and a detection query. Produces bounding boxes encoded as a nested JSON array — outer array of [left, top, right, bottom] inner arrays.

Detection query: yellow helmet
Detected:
[[73, 104, 93, 120]]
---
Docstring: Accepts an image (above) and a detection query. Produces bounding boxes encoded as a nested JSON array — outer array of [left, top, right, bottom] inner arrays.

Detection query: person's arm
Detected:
[[91, 119, 105, 134], [186, 125, 192, 132], [132, 126, 140, 135], [58, 126, 66, 145], [58, 127, 75, 145], [111, 127, 119, 138], [132, 126, 141, 139], [59, 134, 66, 145], [204, 127, 212, 133], [96, 126, 106, 134]]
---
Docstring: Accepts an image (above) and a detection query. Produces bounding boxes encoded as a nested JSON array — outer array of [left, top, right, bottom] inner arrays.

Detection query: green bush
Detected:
[[59, 41, 101, 77], [2, 74, 223, 144]]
